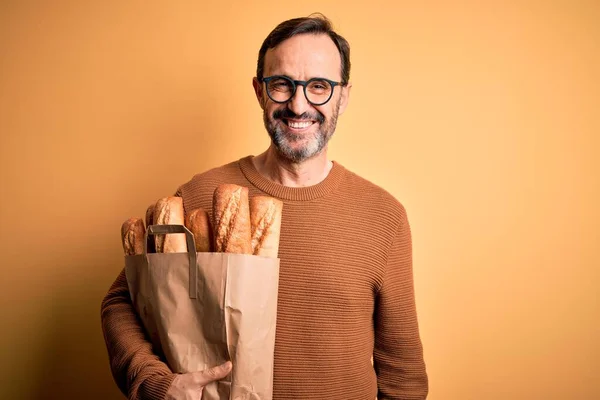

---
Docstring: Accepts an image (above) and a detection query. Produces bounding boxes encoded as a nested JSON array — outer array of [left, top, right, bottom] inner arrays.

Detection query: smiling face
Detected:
[[253, 33, 351, 163]]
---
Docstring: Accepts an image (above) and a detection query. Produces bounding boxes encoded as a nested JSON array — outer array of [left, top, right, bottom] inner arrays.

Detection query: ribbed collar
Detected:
[[238, 155, 346, 201]]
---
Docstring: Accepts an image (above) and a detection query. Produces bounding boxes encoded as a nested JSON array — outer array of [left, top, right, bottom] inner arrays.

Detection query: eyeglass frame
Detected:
[[260, 75, 342, 106]]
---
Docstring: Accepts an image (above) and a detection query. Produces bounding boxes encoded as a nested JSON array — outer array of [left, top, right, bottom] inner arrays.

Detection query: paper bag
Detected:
[[125, 224, 280, 400]]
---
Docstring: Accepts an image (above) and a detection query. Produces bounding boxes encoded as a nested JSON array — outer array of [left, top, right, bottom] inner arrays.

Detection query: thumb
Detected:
[[196, 361, 233, 386]]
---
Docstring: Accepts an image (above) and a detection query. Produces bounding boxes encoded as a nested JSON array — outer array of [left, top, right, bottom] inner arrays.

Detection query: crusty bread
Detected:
[[185, 208, 213, 252], [154, 196, 187, 253], [145, 203, 154, 228], [145, 203, 156, 253], [212, 184, 252, 254], [249, 196, 283, 258], [121, 218, 146, 256]]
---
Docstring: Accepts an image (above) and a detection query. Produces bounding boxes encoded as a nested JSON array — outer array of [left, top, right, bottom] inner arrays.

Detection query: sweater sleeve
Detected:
[[100, 269, 176, 400], [374, 210, 429, 399]]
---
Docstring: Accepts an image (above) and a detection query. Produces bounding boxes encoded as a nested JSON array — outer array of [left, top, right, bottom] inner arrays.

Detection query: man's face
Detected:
[[253, 34, 351, 163]]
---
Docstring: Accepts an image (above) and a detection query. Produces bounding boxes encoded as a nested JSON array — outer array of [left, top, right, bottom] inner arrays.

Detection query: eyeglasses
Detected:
[[261, 75, 341, 106]]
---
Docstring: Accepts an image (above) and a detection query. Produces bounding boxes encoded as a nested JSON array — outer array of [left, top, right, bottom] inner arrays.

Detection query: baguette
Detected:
[[249, 196, 283, 258], [145, 203, 156, 253], [154, 196, 187, 253], [145, 203, 154, 228], [212, 184, 252, 254], [121, 218, 146, 256], [185, 208, 213, 252]]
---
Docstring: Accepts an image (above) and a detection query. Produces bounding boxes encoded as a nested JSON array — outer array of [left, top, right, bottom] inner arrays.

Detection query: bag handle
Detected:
[[144, 224, 198, 299]]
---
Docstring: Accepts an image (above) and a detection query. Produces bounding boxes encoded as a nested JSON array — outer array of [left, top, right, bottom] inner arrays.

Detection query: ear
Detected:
[[338, 82, 352, 115], [252, 77, 265, 110]]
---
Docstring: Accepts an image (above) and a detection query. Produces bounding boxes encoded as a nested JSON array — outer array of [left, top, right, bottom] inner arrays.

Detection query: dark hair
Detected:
[[256, 13, 351, 85]]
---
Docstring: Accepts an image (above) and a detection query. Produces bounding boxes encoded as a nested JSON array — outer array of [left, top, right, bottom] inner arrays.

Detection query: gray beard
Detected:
[[263, 99, 341, 163]]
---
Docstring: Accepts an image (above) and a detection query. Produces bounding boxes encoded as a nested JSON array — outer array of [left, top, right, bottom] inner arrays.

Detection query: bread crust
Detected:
[[144, 203, 156, 253], [154, 196, 187, 253], [121, 218, 146, 256], [145, 203, 154, 228], [212, 184, 252, 254], [185, 208, 213, 252], [249, 196, 283, 258]]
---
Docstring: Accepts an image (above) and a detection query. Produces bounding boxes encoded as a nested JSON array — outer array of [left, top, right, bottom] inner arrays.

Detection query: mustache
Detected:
[[272, 108, 325, 124]]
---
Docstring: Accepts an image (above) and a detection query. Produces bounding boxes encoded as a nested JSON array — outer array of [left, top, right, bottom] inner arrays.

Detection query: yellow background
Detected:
[[1, 1, 598, 399]]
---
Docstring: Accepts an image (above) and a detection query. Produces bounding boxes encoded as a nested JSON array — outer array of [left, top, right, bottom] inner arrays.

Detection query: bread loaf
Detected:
[[145, 203, 154, 228], [185, 208, 213, 252], [121, 218, 146, 256], [212, 184, 252, 254], [249, 196, 283, 258], [145, 203, 156, 253], [154, 196, 187, 253]]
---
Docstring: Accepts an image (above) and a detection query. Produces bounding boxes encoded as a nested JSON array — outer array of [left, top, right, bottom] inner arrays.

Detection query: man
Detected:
[[101, 14, 428, 400]]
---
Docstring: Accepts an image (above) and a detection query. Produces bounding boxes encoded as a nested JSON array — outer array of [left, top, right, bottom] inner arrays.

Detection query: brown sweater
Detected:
[[101, 155, 428, 400]]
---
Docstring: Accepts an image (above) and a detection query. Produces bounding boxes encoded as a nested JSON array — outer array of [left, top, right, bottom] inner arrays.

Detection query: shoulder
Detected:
[[173, 157, 250, 214], [175, 158, 244, 196], [187, 158, 243, 186], [336, 164, 408, 228]]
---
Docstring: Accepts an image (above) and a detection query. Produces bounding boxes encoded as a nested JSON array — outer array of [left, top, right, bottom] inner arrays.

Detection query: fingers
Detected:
[[195, 361, 233, 386], [165, 362, 232, 400]]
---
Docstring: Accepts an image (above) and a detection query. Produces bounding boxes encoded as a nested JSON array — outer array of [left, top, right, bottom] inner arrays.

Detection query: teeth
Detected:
[[288, 121, 312, 129]]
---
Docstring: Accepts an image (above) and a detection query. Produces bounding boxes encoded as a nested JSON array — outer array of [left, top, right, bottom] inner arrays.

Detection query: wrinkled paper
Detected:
[[125, 251, 280, 400]]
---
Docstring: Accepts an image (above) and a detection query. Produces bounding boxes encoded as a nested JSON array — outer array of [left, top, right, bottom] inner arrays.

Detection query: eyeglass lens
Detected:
[[266, 77, 332, 105]]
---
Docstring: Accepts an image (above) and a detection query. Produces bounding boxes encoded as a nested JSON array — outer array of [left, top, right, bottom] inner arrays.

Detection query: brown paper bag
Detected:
[[125, 224, 280, 400]]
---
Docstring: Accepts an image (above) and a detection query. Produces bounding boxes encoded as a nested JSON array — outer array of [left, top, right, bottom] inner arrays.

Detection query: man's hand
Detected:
[[165, 361, 233, 400]]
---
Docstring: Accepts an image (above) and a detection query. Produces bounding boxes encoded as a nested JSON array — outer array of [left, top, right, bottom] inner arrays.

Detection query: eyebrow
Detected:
[[266, 74, 333, 80]]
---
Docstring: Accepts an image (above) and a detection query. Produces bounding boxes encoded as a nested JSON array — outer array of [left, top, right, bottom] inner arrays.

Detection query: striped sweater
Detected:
[[100, 155, 428, 399]]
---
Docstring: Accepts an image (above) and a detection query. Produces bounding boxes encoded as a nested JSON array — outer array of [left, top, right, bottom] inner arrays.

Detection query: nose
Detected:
[[287, 85, 311, 116]]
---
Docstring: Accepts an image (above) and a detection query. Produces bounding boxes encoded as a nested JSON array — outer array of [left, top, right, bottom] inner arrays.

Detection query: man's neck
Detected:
[[252, 146, 333, 188]]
